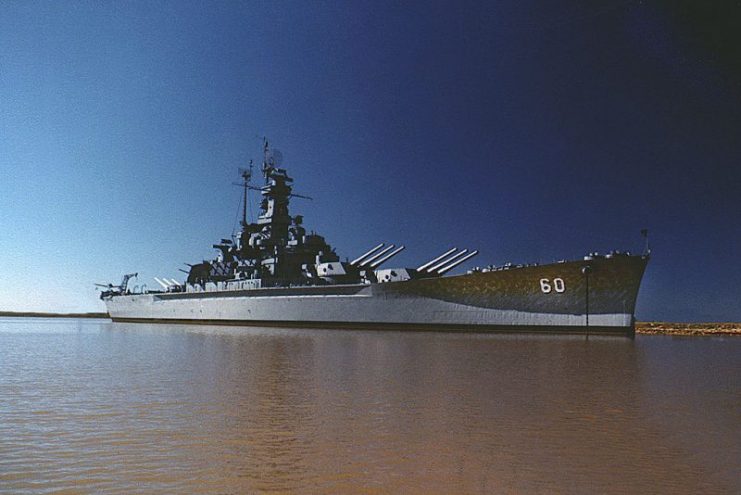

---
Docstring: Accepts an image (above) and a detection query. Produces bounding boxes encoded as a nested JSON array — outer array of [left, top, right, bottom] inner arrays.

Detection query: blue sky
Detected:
[[1, 1, 739, 320]]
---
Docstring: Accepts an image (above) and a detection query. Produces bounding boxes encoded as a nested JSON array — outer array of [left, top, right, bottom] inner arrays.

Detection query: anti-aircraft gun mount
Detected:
[[96, 273, 137, 299]]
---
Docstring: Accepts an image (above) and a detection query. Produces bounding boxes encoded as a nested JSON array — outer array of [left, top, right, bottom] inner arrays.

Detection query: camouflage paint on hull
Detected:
[[391, 254, 647, 315]]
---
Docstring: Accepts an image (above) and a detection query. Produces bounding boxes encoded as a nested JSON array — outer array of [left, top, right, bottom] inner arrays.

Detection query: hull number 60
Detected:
[[540, 278, 565, 293]]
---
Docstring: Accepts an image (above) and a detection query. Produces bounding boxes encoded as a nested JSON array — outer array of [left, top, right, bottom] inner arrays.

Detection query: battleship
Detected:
[[100, 142, 649, 337]]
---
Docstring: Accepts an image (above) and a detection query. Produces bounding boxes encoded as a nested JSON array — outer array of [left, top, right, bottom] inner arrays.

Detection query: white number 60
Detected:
[[540, 278, 565, 294]]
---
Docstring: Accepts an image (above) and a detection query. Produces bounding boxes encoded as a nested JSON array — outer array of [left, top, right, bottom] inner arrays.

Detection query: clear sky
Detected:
[[1, 1, 739, 320]]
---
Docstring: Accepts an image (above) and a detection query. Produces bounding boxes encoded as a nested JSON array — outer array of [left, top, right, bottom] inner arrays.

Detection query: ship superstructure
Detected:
[[100, 141, 649, 337], [178, 142, 472, 291]]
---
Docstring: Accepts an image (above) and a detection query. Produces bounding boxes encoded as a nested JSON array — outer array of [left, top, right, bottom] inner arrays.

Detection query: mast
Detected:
[[262, 137, 271, 183], [240, 160, 253, 228]]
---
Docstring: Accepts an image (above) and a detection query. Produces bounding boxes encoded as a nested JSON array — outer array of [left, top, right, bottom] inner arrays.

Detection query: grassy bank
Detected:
[[636, 322, 741, 336]]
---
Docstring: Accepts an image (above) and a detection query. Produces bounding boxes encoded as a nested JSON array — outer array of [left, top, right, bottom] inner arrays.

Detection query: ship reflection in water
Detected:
[[0, 318, 738, 494]]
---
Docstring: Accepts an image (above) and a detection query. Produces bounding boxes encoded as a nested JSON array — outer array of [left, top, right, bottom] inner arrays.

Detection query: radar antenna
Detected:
[[261, 138, 285, 179], [269, 148, 283, 167]]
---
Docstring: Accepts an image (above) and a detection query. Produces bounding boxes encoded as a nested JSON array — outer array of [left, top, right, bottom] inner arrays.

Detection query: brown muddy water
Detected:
[[0, 317, 738, 494]]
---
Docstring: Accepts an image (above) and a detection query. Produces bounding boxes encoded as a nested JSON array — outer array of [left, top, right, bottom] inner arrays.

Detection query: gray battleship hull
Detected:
[[106, 255, 648, 337]]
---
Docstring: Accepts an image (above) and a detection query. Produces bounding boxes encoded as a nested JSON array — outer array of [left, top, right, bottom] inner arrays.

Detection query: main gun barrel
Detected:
[[417, 248, 457, 271], [370, 245, 405, 268], [359, 244, 396, 267], [427, 249, 468, 273], [351, 243, 385, 266], [437, 250, 479, 275]]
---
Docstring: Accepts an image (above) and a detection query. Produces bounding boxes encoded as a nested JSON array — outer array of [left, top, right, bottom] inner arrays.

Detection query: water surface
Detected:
[[0, 317, 738, 494]]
